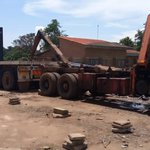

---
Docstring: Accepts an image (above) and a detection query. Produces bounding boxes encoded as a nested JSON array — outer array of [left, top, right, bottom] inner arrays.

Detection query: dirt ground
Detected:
[[0, 90, 150, 150]]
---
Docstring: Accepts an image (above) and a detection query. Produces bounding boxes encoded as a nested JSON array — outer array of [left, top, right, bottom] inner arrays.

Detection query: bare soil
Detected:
[[0, 90, 150, 150]]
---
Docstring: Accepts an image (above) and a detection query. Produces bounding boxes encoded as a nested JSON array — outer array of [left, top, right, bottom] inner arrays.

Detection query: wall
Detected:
[[59, 39, 136, 67], [84, 47, 126, 67], [59, 38, 85, 63]]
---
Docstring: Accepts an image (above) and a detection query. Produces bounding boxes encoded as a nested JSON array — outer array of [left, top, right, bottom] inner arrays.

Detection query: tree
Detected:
[[12, 33, 35, 59], [13, 33, 35, 50], [44, 19, 67, 46], [135, 30, 144, 51], [4, 46, 29, 61], [119, 36, 134, 47], [4, 19, 67, 60], [4, 33, 35, 60]]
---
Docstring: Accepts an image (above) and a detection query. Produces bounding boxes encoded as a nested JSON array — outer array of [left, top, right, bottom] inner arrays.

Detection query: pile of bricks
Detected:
[[63, 133, 87, 150], [52, 107, 71, 118], [9, 97, 21, 105], [112, 120, 133, 133]]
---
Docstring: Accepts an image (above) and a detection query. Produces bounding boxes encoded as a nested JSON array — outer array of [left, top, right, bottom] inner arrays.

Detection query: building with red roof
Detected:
[[59, 36, 138, 67], [35, 36, 139, 68]]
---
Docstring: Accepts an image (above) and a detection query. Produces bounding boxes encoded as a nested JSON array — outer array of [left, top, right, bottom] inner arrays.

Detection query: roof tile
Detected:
[[59, 36, 109, 45]]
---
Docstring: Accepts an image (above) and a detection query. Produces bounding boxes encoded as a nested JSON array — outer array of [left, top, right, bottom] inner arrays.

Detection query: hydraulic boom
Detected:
[[30, 30, 69, 67]]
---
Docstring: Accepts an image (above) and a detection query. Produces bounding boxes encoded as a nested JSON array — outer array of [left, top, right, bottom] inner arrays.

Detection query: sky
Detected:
[[0, 0, 150, 48]]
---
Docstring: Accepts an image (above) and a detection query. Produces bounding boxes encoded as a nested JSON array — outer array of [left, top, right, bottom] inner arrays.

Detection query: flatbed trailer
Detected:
[[1, 14, 150, 105], [0, 59, 64, 92], [35, 14, 150, 100], [30, 29, 131, 99], [0, 28, 64, 92], [0, 28, 42, 91], [0, 60, 43, 91]]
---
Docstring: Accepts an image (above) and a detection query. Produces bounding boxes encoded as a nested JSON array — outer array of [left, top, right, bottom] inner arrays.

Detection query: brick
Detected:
[[112, 123, 132, 129], [52, 113, 71, 118], [64, 138, 84, 146], [112, 127, 132, 133], [9, 97, 21, 105], [53, 107, 69, 115], [73, 143, 87, 150], [62, 141, 87, 150], [68, 133, 86, 141], [113, 120, 131, 126], [62, 142, 73, 150]]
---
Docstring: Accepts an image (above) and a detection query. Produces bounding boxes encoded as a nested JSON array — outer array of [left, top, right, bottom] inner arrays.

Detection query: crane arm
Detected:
[[137, 14, 150, 65], [30, 30, 69, 66]]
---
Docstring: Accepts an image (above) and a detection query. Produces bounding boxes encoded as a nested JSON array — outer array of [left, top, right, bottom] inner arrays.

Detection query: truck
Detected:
[[0, 27, 44, 92], [131, 14, 150, 96], [1, 14, 150, 101], [29, 14, 150, 100]]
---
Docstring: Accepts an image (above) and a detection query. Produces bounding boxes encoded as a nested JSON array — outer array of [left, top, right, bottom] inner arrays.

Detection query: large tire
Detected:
[[72, 73, 79, 81], [135, 80, 148, 95], [52, 72, 60, 81], [0, 71, 3, 89], [57, 73, 79, 99], [52, 72, 60, 95], [39, 73, 57, 96], [18, 82, 30, 92], [2, 71, 16, 91]]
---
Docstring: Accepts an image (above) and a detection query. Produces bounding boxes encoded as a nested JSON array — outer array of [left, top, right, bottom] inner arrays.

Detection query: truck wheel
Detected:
[[72, 73, 79, 81], [2, 71, 16, 91], [135, 80, 148, 95], [52, 72, 60, 81], [39, 73, 57, 96], [0, 71, 3, 88], [18, 82, 30, 92], [52, 72, 60, 95], [72, 73, 82, 95], [57, 73, 78, 99]]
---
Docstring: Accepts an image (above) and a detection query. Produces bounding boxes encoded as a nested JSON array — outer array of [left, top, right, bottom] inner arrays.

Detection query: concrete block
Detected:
[[52, 113, 71, 118], [62, 141, 87, 150], [64, 138, 85, 146], [112, 123, 132, 129], [113, 120, 131, 126], [68, 133, 86, 141], [53, 107, 69, 115], [9, 97, 21, 105], [112, 127, 132, 133]]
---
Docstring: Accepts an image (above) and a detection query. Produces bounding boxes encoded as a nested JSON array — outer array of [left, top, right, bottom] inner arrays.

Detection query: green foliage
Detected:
[[44, 19, 67, 46], [119, 30, 144, 51], [4, 19, 67, 60], [135, 30, 144, 51], [4, 46, 29, 60], [119, 36, 134, 47], [13, 33, 35, 52], [4, 33, 35, 60]]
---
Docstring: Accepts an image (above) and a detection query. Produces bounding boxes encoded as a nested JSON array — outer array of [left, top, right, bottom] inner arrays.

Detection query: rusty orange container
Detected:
[[97, 77, 130, 95]]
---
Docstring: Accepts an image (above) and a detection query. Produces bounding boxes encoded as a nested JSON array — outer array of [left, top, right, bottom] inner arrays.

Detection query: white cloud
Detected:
[[111, 30, 137, 42], [23, 0, 150, 21], [23, 0, 68, 16], [106, 23, 128, 29], [23, 0, 150, 43], [35, 26, 45, 33]]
